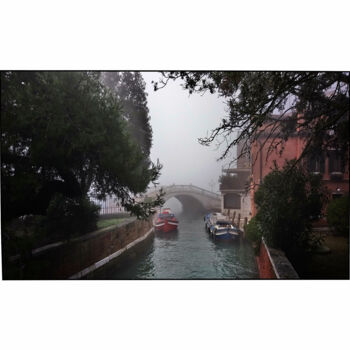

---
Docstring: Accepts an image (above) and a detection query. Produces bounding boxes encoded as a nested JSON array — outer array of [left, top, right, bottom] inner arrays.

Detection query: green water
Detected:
[[91, 214, 259, 279]]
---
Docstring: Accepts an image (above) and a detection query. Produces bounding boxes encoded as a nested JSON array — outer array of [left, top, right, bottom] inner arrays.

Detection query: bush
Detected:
[[46, 194, 100, 239], [245, 217, 261, 242], [254, 160, 326, 267], [1, 196, 100, 278], [244, 217, 262, 255], [2, 215, 48, 255], [327, 196, 349, 236]]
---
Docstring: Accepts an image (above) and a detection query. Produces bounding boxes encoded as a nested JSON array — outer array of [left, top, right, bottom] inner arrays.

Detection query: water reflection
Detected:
[[155, 230, 179, 241]]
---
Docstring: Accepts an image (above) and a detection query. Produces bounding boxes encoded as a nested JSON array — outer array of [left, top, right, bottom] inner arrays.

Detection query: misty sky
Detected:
[[142, 72, 236, 193]]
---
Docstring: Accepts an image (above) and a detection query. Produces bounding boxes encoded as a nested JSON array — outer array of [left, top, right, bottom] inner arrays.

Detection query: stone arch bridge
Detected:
[[144, 184, 221, 215]]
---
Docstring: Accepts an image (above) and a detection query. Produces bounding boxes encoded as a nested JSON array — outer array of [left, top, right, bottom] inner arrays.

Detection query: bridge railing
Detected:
[[145, 184, 220, 200], [185, 184, 220, 198]]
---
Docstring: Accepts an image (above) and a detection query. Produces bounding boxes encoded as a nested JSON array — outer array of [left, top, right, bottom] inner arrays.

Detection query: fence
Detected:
[[91, 195, 127, 216]]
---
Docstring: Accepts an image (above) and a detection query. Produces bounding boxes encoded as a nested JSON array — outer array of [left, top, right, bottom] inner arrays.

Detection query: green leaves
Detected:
[[1, 71, 162, 221], [326, 196, 349, 236], [254, 161, 326, 254], [100, 72, 153, 157]]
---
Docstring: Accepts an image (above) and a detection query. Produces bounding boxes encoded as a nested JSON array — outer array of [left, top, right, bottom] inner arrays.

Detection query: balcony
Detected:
[[219, 174, 249, 191]]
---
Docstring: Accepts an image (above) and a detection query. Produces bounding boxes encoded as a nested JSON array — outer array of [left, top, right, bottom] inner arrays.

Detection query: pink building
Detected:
[[250, 119, 349, 217]]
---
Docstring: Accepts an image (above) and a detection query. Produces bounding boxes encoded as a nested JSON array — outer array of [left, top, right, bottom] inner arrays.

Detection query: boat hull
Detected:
[[154, 208, 179, 233], [213, 231, 240, 240], [154, 220, 179, 233]]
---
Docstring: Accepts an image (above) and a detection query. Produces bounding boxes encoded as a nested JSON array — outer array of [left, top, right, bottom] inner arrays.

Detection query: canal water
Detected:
[[91, 213, 259, 279]]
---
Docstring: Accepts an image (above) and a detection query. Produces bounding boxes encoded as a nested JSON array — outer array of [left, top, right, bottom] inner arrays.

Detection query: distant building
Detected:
[[219, 137, 251, 225]]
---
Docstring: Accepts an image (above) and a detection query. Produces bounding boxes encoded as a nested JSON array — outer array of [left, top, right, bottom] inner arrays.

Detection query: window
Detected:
[[328, 150, 344, 173], [307, 153, 325, 173]]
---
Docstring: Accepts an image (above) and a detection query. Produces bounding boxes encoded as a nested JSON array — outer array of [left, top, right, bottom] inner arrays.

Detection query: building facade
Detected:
[[250, 120, 349, 217], [219, 138, 252, 226]]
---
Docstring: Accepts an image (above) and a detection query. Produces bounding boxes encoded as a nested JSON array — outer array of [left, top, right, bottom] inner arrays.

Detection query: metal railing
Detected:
[[90, 196, 127, 215]]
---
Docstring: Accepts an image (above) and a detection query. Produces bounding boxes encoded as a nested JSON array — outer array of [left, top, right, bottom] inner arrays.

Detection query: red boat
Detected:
[[154, 208, 179, 232]]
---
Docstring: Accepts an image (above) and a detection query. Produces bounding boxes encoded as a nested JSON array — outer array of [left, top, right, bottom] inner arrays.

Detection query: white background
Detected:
[[1, 1, 349, 349]]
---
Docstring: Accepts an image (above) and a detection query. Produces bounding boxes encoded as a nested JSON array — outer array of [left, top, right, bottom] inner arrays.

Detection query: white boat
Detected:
[[204, 212, 241, 240]]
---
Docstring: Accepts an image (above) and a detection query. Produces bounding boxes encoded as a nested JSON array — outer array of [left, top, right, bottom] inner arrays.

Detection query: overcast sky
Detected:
[[142, 72, 235, 193]]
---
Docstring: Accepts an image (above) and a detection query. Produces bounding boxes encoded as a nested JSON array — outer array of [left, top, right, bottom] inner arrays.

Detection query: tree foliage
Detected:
[[1, 71, 163, 222], [326, 196, 349, 236], [244, 216, 262, 255], [46, 194, 100, 238], [154, 72, 349, 163], [254, 161, 326, 259], [100, 72, 153, 157]]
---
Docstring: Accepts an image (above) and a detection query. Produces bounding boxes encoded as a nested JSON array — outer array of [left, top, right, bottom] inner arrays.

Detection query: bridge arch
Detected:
[[165, 194, 206, 216], [144, 185, 221, 214]]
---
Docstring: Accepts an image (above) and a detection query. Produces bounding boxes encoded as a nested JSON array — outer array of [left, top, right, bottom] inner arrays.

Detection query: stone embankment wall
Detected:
[[257, 238, 299, 279], [13, 218, 153, 279]]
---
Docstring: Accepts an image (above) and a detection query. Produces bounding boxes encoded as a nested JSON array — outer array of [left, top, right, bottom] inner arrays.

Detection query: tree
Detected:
[[1, 71, 163, 222], [253, 160, 326, 268], [153, 72, 349, 163], [100, 72, 152, 157], [326, 196, 349, 236]]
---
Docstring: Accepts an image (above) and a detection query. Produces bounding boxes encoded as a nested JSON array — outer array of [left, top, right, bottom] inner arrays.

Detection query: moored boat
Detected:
[[154, 208, 179, 232], [204, 212, 241, 240]]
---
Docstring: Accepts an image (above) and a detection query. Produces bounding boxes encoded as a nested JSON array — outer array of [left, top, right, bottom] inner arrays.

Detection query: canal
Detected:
[[90, 213, 259, 279]]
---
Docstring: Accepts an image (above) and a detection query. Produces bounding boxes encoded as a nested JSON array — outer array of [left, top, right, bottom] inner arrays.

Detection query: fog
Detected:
[[142, 72, 235, 193], [164, 197, 182, 215]]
